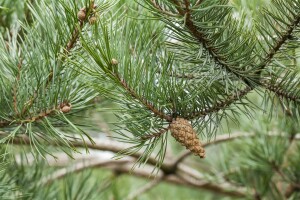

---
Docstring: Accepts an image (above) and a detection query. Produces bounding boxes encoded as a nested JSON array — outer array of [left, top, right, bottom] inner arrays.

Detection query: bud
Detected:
[[77, 10, 86, 21], [60, 103, 72, 113], [89, 16, 97, 25], [111, 58, 119, 65]]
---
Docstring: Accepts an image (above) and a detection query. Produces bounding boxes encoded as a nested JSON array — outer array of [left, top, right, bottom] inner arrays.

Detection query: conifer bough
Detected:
[[2, 0, 300, 198]]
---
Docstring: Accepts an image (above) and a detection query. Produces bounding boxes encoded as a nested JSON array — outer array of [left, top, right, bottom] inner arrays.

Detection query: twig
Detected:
[[17, 151, 250, 198], [269, 115, 298, 196], [6, 131, 300, 163], [183, 0, 190, 11], [194, 0, 204, 7], [40, 156, 132, 186], [141, 127, 169, 140], [148, 0, 179, 17], [263, 82, 298, 103], [176, 172, 248, 198], [186, 86, 252, 120], [6, 129, 300, 198], [0, 102, 70, 127], [117, 77, 172, 122], [257, 15, 300, 73], [21, 1, 95, 116], [8, 131, 300, 174], [125, 176, 164, 200], [169, 1, 300, 92], [169, 0, 252, 86]]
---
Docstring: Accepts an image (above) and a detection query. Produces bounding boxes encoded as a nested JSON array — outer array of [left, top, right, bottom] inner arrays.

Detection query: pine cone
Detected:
[[170, 118, 205, 158], [60, 103, 71, 113]]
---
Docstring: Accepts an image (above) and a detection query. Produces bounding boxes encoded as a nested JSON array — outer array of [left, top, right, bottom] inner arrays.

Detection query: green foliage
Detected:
[[0, 0, 97, 157], [1, 0, 300, 199], [0, 156, 103, 199], [72, 0, 300, 170]]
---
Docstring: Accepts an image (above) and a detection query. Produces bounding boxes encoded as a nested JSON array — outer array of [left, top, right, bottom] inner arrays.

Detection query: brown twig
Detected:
[[0, 102, 70, 127], [22, 107, 58, 123], [141, 127, 169, 140], [7, 131, 300, 172], [194, 0, 204, 7], [8, 131, 300, 198], [173, 132, 300, 165], [17, 150, 250, 198], [40, 156, 131, 186], [183, 0, 190, 11], [257, 15, 300, 73], [263, 82, 298, 103], [125, 176, 164, 200], [148, 0, 179, 17], [176, 171, 247, 198]]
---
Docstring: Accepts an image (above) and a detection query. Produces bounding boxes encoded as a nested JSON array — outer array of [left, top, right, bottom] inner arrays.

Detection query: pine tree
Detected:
[[1, 0, 300, 199]]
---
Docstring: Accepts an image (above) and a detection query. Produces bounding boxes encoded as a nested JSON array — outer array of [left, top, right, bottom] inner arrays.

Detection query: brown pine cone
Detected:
[[170, 118, 205, 158]]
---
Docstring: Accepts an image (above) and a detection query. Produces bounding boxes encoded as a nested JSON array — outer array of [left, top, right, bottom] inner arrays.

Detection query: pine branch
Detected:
[[7, 130, 300, 170], [263, 82, 299, 103], [269, 115, 298, 198], [21, 1, 96, 116], [257, 14, 300, 73], [148, 0, 179, 17], [40, 156, 131, 186], [0, 102, 71, 128], [18, 151, 250, 198], [173, 131, 300, 165], [140, 127, 169, 140], [168, 0, 252, 86], [194, 0, 204, 7], [125, 176, 163, 200], [116, 75, 172, 122], [150, 1, 300, 95], [186, 86, 252, 120], [10, 130, 300, 198]]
